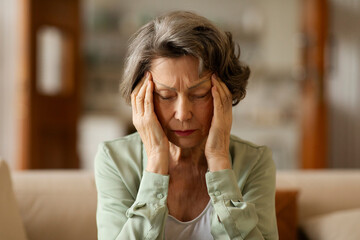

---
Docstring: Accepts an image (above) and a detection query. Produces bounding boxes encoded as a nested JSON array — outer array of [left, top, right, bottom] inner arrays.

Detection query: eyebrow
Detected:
[[153, 76, 211, 91], [188, 78, 211, 90], [153, 81, 177, 91]]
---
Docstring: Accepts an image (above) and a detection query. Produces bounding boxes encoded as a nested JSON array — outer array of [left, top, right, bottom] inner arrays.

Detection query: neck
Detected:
[[168, 141, 208, 171]]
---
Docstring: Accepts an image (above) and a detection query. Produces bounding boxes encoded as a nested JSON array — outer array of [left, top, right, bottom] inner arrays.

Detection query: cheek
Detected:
[[194, 99, 213, 126], [154, 100, 172, 125]]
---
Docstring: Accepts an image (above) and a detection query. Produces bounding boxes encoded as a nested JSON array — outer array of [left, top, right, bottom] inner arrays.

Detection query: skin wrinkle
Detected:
[[150, 57, 212, 93], [151, 58, 213, 153], [131, 55, 233, 222], [152, 76, 212, 92]]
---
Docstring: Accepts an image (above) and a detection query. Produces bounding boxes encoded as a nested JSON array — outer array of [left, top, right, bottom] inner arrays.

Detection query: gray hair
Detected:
[[120, 11, 250, 106]]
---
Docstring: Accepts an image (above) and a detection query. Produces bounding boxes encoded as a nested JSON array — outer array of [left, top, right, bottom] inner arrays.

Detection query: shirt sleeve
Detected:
[[206, 146, 278, 240], [94, 143, 169, 240]]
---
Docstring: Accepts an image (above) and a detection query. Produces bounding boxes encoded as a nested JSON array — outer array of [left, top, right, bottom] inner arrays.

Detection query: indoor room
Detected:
[[1, 0, 359, 239]]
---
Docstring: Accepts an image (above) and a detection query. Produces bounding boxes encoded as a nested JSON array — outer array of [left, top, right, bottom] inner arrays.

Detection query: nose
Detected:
[[174, 96, 192, 122]]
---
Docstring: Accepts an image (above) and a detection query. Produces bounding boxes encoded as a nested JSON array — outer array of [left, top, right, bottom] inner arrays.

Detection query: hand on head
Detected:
[[131, 72, 169, 175], [205, 74, 232, 171], [131, 65, 232, 174]]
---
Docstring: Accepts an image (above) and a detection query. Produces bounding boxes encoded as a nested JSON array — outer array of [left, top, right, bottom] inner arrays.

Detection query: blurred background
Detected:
[[0, 0, 359, 170]]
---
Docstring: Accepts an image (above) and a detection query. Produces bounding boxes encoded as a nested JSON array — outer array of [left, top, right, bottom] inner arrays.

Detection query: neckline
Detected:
[[167, 200, 212, 225]]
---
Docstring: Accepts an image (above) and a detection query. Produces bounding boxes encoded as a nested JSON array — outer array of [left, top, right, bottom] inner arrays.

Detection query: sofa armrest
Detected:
[[276, 189, 298, 240]]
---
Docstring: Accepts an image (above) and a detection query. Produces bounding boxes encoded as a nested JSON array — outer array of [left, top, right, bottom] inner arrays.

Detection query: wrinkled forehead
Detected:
[[151, 55, 204, 74], [150, 56, 210, 89]]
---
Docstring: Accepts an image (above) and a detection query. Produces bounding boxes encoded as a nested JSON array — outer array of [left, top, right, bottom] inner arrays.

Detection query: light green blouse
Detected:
[[95, 132, 278, 240]]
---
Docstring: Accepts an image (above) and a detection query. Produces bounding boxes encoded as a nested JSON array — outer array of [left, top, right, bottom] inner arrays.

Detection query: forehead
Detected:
[[150, 56, 210, 89]]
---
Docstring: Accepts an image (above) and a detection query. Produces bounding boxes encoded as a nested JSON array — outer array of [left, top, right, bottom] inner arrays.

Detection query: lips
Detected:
[[173, 130, 196, 136]]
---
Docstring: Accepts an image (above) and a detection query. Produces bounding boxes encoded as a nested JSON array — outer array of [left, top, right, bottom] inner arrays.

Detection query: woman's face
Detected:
[[150, 56, 213, 149]]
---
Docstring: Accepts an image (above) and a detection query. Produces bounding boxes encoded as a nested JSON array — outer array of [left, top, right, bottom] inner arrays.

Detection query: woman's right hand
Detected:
[[131, 72, 169, 175]]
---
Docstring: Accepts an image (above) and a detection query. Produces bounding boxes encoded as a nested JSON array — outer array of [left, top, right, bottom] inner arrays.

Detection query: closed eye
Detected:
[[191, 91, 211, 100], [195, 94, 207, 98], [155, 92, 176, 100], [160, 96, 174, 100]]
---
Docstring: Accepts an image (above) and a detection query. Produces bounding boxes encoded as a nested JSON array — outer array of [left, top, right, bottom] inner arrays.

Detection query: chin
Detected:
[[167, 134, 206, 149]]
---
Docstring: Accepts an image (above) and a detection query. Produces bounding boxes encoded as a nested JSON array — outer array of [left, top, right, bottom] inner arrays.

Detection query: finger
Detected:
[[132, 72, 148, 96], [131, 72, 149, 114], [136, 77, 148, 115], [219, 79, 231, 97], [211, 84, 222, 115], [219, 80, 232, 107], [144, 75, 154, 114], [131, 91, 137, 114], [212, 75, 226, 106], [212, 74, 232, 106]]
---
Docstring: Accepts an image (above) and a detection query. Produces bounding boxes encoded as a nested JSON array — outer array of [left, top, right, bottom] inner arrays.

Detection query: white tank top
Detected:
[[164, 201, 213, 240]]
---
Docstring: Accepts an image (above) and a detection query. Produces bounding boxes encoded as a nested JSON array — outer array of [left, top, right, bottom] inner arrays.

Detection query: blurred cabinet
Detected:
[[300, 0, 328, 168], [18, 0, 81, 169]]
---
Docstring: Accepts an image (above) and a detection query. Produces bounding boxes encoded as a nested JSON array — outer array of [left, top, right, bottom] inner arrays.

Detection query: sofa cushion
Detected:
[[0, 159, 28, 240], [11, 170, 97, 240], [302, 208, 360, 240]]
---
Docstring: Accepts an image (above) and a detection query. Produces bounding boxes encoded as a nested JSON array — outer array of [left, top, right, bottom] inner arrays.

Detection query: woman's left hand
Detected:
[[205, 74, 233, 171]]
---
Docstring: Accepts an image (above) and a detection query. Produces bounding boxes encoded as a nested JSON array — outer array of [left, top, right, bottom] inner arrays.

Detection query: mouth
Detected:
[[173, 130, 196, 136]]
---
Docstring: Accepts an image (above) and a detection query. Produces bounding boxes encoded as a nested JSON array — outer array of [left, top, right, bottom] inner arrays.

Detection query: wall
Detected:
[[82, 0, 301, 169], [0, 0, 19, 169], [1, 0, 303, 169], [328, 0, 360, 167], [3, 0, 359, 169]]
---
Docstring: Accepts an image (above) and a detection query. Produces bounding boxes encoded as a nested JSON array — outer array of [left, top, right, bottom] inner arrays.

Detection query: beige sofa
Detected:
[[1, 158, 360, 240], [276, 170, 360, 239], [0, 160, 97, 240]]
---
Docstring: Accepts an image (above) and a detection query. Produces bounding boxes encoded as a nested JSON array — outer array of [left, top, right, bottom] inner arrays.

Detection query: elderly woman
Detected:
[[95, 11, 278, 240]]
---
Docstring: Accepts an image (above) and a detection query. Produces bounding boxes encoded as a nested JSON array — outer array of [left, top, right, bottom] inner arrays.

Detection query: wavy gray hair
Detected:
[[120, 11, 250, 106]]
